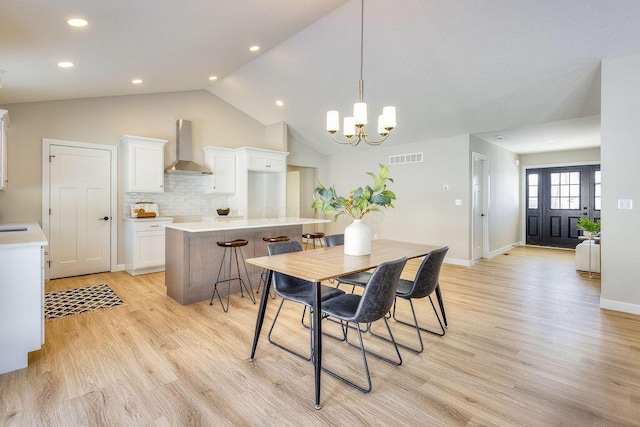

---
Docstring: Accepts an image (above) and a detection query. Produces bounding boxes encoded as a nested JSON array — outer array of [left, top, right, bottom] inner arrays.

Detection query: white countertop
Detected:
[[123, 216, 174, 222], [165, 217, 330, 232], [0, 223, 48, 249]]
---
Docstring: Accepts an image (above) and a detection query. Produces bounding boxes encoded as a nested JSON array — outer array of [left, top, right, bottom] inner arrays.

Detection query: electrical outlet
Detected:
[[443, 184, 449, 191], [455, 199, 462, 206], [618, 199, 633, 209]]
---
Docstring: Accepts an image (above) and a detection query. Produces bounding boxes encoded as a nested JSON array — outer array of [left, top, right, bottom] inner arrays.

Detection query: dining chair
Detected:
[[266, 241, 345, 361], [320, 256, 408, 393], [323, 233, 369, 292], [386, 246, 449, 353]]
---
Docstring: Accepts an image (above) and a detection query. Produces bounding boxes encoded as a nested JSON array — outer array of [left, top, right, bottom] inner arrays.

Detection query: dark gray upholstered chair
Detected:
[[323, 233, 344, 247], [323, 233, 370, 291], [320, 256, 408, 393], [266, 241, 345, 361], [390, 246, 449, 353]]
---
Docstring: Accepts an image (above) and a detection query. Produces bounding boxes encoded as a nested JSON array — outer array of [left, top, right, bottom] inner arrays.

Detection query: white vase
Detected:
[[344, 219, 371, 256]]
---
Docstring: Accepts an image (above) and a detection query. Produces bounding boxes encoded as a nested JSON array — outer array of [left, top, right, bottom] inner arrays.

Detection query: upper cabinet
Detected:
[[0, 110, 9, 191], [120, 135, 168, 193], [203, 146, 235, 194], [244, 148, 287, 172]]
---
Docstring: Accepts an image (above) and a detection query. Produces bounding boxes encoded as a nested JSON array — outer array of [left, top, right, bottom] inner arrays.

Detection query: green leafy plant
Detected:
[[312, 164, 396, 220], [577, 218, 601, 234]]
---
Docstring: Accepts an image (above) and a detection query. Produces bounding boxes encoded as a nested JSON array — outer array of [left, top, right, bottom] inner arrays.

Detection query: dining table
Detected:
[[246, 238, 442, 409]]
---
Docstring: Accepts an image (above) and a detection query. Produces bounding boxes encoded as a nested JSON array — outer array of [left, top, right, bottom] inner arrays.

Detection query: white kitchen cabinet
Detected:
[[0, 110, 9, 191], [124, 217, 173, 275], [244, 147, 287, 172], [229, 147, 288, 219], [120, 135, 168, 193], [203, 146, 235, 194], [0, 224, 47, 375]]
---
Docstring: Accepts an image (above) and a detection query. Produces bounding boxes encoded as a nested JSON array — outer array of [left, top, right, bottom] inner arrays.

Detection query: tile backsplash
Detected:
[[124, 173, 229, 217]]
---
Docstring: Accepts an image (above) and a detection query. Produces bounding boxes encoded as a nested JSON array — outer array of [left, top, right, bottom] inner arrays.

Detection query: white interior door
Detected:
[[472, 153, 489, 262], [49, 144, 111, 278]]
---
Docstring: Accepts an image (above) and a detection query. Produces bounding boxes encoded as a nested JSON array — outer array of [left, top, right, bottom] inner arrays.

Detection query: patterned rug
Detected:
[[45, 284, 124, 320]]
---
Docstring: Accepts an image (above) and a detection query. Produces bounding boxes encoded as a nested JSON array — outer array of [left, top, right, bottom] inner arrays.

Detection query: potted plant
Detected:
[[312, 164, 396, 255], [577, 218, 600, 237]]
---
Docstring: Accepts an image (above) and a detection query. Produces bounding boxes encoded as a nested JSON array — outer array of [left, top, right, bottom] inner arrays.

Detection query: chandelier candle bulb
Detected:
[[344, 117, 356, 137], [354, 102, 368, 126], [383, 106, 396, 129], [327, 111, 340, 132], [378, 115, 388, 135]]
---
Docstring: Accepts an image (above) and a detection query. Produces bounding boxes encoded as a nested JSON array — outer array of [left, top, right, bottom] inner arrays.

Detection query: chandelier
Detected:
[[326, 0, 396, 146]]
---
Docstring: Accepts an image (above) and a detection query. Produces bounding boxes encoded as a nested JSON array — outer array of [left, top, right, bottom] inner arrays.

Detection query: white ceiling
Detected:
[[3, 1, 640, 156]]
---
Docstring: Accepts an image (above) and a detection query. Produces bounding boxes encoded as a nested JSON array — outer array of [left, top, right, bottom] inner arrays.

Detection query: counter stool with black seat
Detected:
[[210, 239, 256, 312], [302, 232, 325, 250], [256, 235, 290, 299]]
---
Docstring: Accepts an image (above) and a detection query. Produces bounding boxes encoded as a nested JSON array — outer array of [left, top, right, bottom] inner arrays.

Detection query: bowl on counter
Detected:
[[217, 208, 231, 216]]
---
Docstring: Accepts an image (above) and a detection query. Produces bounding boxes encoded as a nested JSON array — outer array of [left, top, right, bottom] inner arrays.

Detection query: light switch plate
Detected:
[[455, 199, 462, 206], [618, 199, 633, 210]]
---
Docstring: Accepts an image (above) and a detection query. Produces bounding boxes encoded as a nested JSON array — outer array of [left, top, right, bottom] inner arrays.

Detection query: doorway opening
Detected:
[[42, 139, 117, 279], [525, 164, 600, 248]]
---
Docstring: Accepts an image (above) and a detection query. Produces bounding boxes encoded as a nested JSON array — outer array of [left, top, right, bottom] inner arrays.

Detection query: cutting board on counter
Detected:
[[131, 203, 159, 218]]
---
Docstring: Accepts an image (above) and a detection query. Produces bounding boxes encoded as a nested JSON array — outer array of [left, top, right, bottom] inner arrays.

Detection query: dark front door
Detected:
[[526, 165, 600, 248]]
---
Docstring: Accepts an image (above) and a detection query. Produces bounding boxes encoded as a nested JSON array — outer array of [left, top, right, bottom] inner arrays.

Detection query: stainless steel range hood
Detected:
[[165, 119, 212, 175]]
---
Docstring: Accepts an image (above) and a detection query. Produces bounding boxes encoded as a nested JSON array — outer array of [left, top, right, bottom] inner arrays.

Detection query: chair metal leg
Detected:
[[210, 248, 230, 312], [301, 306, 347, 342], [268, 299, 313, 361], [435, 283, 448, 328], [237, 248, 256, 304], [322, 318, 401, 394], [385, 295, 445, 354], [256, 269, 276, 299]]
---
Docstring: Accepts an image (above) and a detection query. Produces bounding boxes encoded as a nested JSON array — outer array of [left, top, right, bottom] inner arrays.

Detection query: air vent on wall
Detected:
[[389, 152, 423, 165]]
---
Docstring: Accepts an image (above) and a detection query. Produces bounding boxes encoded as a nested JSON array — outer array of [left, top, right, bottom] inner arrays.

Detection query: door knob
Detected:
[[99, 216, 110, 221]]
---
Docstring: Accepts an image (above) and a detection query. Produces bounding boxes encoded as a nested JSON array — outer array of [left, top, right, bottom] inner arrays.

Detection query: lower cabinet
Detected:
[[0, 241, 45, 374], [124, 218, 173, 275]]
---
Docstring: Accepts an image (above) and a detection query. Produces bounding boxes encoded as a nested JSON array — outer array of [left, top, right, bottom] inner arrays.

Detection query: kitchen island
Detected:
[[164, 217, 329, 305]]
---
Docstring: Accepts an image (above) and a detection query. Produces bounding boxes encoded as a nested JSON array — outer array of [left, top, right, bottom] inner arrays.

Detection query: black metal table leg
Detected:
[[250, 269, 273, 361], [435, 283, 448, 328], [313, 280, 322, 410]]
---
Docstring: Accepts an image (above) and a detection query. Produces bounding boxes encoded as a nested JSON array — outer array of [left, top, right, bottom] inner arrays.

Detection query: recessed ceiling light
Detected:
[[547, 139, 555, 143], [131, 79, 143, 84], [208, 75, 218, 81], [275, 100, 284, 107], [66, 18, 88, 27], [249, 45, 260, 52], [57, 61, 74, 68], [494, 134, 504, 140]]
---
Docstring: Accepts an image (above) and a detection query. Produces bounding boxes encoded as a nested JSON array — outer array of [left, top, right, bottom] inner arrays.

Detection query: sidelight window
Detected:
[[550, 171, 580, 210], [527, 173, 539, 209], [594, 170, 601, 210]]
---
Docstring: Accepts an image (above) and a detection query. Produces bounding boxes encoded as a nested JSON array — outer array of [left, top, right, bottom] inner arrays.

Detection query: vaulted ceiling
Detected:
[[3, 1, 640, 155]]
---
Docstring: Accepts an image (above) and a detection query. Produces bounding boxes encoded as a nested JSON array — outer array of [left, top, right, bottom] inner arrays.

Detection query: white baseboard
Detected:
[[113, 264, 125, 272], [600, 298, 640, 316], [489, 241, 522, 258], [444, 258, 472, 267]]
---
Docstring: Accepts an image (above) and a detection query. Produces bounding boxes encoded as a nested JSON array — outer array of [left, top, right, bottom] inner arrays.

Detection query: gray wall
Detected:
[[519, 147, 600, 167], [321, 134, 471, 263], [601, 52, 640, 314], [0, 90, 268, 264], [469, 135, 522, 254]]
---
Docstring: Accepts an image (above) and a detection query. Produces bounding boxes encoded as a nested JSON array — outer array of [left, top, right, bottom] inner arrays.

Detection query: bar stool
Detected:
[[302, 232, 325, 250], [210, 239, 256, 312], [256, 236, 290, 299]]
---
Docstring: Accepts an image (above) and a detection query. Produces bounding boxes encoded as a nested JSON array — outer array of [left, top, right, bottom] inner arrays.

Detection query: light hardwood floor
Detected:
[[1, 246, 639, 426]]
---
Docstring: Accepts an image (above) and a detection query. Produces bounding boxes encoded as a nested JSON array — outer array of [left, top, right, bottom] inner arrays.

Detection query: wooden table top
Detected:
[[246, 239, 442, 282]]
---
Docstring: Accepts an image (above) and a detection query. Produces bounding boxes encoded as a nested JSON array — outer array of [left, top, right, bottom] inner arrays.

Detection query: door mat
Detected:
[[45, 284, 124, 320]]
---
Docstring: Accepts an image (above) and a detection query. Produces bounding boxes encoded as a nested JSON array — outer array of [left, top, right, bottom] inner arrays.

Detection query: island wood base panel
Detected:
[[165, 225, 302, 305]]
